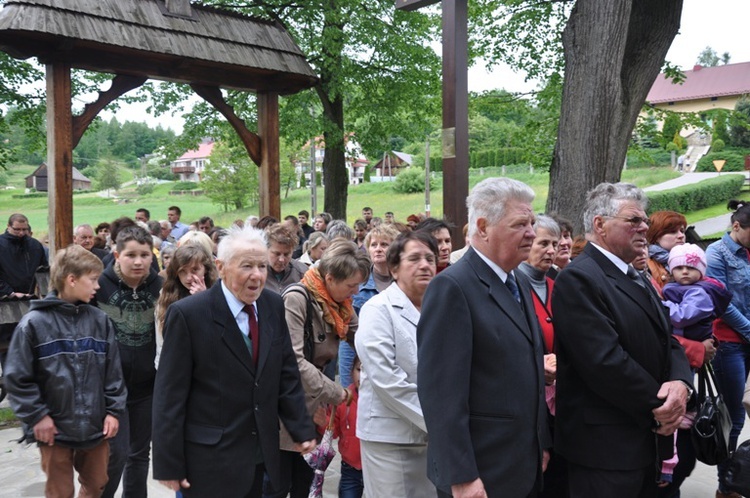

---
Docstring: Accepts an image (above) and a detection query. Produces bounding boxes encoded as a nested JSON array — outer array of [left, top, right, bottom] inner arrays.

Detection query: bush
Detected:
[[136, 183, 155, 195], [711, 139, 726, 152], [647, 175, 745, 213], [393, 167, 436, 194], [626, 148, 674, 168], [173, 181, 199, 191], [666, 142, 679, 152], [148, 167, 176, 181], [696, 148, 750, 172]]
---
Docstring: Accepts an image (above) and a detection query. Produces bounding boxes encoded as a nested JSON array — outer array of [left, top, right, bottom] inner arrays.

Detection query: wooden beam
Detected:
[[72, 74, 147, 148], [257, 93, 281, 219], [191, 84, 262, 165], [46, 62, 74, 254], [441, 0, 469, 248]]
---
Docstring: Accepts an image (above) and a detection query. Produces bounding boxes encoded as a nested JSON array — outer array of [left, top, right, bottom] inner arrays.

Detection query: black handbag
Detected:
[[724, 439, 750, 495], [691, 363, 732, 465]]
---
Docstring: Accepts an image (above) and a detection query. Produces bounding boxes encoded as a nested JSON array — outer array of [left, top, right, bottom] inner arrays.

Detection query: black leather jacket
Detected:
[[5, 293, 127, 447]]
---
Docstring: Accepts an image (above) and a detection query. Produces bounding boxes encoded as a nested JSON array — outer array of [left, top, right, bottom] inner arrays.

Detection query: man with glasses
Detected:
[[551, 183, 692, 498], [0, 213, 48, 367]]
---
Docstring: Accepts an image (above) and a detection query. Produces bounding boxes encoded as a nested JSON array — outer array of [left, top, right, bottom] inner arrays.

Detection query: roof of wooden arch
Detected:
[[0, 0, 318, 252]]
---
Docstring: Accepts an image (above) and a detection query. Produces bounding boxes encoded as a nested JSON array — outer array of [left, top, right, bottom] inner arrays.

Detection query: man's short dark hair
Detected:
[[8, 213, 28, 226], [95, 222, 110, 235], [137, 208, 151, 220], [109, 217, 137, 246], [298, 210, 310, 218], [198, 216, 214, 227], [116, 225, 153, 252], [284, 215, 299, 226], [168, 206, 182, 216], [362, 207, 372, 212], [415, 217, 454, 235], [385, 211, 394, 216]]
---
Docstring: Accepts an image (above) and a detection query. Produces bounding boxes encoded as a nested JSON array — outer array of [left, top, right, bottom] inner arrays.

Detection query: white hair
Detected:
[[216, 226, 267, 263], [73, 223, 94, 236], [159, 220, 172, 230], [534, 214, 560, 238], [467, 177, 535, 238], [582, 183, 647, 234]]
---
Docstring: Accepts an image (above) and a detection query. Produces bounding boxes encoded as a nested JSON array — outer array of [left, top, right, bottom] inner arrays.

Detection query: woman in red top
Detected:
[[516, 214, 566, 498]]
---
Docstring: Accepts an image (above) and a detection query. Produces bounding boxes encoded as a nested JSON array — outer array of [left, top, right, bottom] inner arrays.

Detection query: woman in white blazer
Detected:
[[355, 230, 439, 498]]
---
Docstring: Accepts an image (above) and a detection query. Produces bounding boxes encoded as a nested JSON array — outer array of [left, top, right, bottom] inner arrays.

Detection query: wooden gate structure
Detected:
[[0, 0, 318, 252]]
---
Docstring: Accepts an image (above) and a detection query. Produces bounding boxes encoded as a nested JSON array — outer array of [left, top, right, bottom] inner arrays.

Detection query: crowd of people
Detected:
[[1, 185, 750, 497]]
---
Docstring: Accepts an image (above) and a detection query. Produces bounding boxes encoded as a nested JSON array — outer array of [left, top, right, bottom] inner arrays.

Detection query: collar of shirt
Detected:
[[589, 242, 629, 274], [221, 280, 257, 336], [473, 247, 511, 283]]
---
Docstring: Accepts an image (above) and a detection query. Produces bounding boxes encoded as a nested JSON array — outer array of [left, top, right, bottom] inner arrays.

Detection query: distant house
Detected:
[[170, 140, 215, 182], [372, 151, 412, 179], [296, 135, 368, 185], [25, 163, 91, 191], [647, 62, 750, 114]]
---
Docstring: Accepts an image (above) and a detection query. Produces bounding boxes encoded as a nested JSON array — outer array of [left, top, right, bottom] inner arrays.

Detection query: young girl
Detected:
[[155, 244, 218, 368]]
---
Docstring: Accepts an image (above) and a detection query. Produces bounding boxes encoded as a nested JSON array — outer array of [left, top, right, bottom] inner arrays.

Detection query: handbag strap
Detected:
[[698, 363, 719, 400]]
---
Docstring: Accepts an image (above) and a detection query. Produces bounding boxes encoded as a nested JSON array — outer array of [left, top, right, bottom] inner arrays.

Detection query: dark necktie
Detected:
[[505, 272, 522, 305], [626, 265, 646, 289], [243, 305, 259, 368]]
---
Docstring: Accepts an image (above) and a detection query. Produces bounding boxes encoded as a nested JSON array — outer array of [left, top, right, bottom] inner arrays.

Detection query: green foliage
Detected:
[[299, 169, 307, 188], [712, 139, 726, 152], [96, 159, 122, 192], [173, 181, 199, 191], [0, 169, 7, 186], [730, 97, 750, 148], [647, 175, 745, 213], [147, 165, 176, 181], [696, 46, 721, 67], [626, 148, 674, 169], [666, 142, 679, 152], [136, 183, 155, 195], [696, 148, 750, 172], [202, 141, 257, 211], [672, 132, 686, 150], [661, 113, 682, 148], [363, 165, 371, 183], [393, 167, 435, 194], [711, 109, 731, 144]]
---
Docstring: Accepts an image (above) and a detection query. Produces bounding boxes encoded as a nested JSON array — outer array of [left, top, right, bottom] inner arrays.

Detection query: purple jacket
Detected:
[[662, 278, 732, 341]]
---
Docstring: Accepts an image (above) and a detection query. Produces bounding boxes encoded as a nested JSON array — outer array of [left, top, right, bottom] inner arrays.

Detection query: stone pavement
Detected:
[[0, 412, 748, 497]]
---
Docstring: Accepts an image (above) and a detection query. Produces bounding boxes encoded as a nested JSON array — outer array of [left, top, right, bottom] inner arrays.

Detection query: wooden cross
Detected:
[[397, 0, 468, 248]]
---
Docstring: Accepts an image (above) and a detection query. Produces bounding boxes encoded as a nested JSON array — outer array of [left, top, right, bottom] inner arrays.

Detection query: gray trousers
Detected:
[[360, 440, 436, 498]]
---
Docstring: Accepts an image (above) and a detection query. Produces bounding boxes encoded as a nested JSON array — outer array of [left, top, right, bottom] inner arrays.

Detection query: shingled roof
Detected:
[[0, 0, 318, 94], [647, 62, 750, 105]]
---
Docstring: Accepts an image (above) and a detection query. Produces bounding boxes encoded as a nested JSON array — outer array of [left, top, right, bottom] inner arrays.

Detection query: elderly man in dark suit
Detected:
[[152, 226, 317, 497], [417, 177, 551, 498], [551, 182, 693, 498]]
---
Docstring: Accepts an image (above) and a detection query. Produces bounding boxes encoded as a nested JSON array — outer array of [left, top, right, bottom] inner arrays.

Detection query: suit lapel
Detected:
[[255, 291, 272, 378], [212, 284, 255, 376], [466, 249, 532, 342], [586, 245, 670, 334]]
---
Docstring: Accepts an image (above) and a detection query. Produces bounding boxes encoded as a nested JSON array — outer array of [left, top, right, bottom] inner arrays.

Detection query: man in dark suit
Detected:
[[551, 182, 693, 498], [417, 177, 551, 497], [152, 227, 317, 497]]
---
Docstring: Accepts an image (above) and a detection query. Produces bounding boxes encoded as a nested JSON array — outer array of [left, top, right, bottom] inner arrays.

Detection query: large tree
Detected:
[[546, 0, 683, 232]]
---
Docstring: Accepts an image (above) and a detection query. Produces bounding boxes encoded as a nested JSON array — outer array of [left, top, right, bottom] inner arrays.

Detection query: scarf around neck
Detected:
[[301, 267, 353, 340]]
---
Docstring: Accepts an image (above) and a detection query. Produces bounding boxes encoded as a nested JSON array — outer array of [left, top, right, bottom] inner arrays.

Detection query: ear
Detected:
[[475, 218, 488, 239], [215, 259, 225, 277], [592, 215, 606, 235], [66, 274, 78, 288]]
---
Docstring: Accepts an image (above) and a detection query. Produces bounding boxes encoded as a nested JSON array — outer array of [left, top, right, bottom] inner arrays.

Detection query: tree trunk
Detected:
[[546, 0, 683, 234]]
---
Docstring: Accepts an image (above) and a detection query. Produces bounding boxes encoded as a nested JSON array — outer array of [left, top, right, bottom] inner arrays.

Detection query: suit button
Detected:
[[255, 405, 260, 411], [251, 431, 257, 436], [255, 382, 259, 388]]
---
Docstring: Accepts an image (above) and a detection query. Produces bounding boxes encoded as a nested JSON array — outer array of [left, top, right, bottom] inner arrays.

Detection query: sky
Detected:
[[100, 0, 750, 133]]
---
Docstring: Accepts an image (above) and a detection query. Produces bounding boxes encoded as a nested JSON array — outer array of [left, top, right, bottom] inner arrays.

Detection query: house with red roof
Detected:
[[170, 140, 215, 182], [647, 62, 750, 114]]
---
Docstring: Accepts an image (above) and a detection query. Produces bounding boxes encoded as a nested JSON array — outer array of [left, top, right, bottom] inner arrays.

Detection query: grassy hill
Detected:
[[0, 164, 680, 239]]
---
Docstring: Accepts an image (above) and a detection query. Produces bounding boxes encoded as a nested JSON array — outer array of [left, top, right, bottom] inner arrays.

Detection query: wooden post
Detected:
[[258, 93, 280, 220], [46, 62, 74, 254], [441, 0, 469, 249]]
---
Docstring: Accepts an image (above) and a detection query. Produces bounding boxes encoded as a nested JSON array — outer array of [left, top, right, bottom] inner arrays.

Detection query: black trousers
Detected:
[[567, 461, 658, 498]]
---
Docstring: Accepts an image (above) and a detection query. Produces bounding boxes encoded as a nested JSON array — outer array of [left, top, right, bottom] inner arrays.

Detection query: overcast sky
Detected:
[[102, 0, 750, 133]]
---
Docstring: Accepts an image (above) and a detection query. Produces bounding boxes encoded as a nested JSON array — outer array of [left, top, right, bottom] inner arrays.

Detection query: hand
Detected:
[[102, 414, 119, 439], [340, 387, 352, 405], [312, 406, 329, 427], [12, 292, 29, 298], [543, 354, 557, 385], [159, 479, 190, 491], [188, 275, 207, 295], [293, 439, 317, 455], [451, 478, 487, 498], [33, 415, 58, 445], [652, 381, 688, 436], [702, 338, 717, 364], [542, 449, 550, 472]]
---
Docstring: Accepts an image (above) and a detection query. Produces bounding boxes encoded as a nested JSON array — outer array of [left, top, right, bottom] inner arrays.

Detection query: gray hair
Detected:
[[534, 215, 560, 238], [303, 231, 329, 253], [467, 178, 535, 238], [326, 219, 355, 241], [582, 182, 648, 234], [73, 223, 94, 236], [159, 220, 172, 230], [217, 226, 267, 263]]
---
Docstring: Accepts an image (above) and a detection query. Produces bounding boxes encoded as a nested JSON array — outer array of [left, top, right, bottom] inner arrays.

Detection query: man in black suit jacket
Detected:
[[418, 178, 551, 497], [551, 183, 692, 498], [152, 227, 316, 497]]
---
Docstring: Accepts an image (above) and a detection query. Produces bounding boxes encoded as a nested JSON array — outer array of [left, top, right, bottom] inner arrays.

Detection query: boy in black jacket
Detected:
[[6, 244, 126, 497]]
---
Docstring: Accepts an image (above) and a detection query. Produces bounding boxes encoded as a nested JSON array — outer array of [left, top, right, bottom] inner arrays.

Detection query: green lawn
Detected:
[[0, 164, 683, 239]]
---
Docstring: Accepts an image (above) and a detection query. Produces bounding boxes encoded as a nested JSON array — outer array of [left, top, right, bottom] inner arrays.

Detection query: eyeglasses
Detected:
[[604, 216, 651, 228]]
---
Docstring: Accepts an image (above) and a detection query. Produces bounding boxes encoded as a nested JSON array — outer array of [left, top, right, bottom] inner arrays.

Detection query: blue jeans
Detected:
[[102, 395, 153, 498], [712, 342, 750, 492], [339, 341, 356, 388], [339, 461, 363, 498]]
